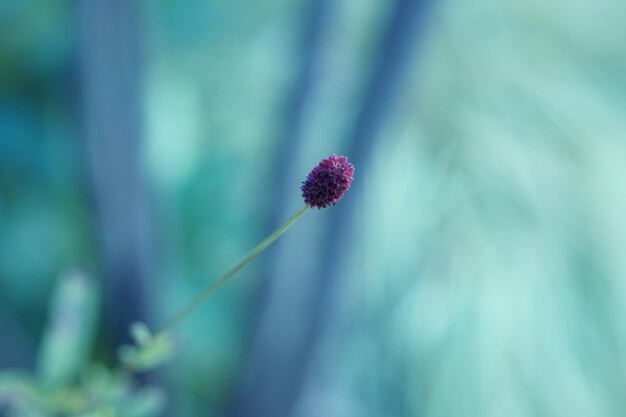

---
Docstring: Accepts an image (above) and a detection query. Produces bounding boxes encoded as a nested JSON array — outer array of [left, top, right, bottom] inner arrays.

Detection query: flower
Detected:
[[301, 154, 354, 208]]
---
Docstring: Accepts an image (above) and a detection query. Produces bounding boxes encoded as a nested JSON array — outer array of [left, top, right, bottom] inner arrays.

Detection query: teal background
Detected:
[[1, 0, 626, 416]]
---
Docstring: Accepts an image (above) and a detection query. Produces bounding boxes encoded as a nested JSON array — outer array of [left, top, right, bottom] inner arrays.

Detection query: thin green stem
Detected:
[[156, 204, 310, 335]]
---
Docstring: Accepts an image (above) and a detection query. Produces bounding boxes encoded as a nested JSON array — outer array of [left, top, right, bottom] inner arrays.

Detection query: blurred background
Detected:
[[1, 0, 626, 416]]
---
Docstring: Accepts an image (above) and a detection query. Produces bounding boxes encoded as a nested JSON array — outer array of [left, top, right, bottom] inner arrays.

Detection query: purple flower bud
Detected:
[[301, 154, 355, 209]]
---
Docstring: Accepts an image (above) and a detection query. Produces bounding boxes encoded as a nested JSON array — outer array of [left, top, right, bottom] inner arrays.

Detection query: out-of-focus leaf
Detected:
[[78, 365, 166, 417], [36, 270, 99, 388], [129, 322, 152, 348], [81, 364, 129, 405], [0, 371, 43, 416], [118, 323, 175, 372], [1, 370, 94, 416]]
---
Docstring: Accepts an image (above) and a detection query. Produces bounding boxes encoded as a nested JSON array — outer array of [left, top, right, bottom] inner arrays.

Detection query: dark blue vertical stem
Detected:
[[225, 0, 332, 416], [307, 0, 433, 414], [76, 0, 153, 349], [226, 0, 433, 416]]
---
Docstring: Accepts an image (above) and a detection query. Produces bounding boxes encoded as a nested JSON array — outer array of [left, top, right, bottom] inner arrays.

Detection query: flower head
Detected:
[[301, 154, 354, 209]]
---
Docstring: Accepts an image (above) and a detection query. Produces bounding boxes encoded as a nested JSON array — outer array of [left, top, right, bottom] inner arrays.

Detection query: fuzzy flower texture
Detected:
[[301, 154, 355, 209]]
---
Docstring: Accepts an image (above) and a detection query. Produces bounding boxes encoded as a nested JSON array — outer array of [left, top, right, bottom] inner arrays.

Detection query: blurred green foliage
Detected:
[[118, 323, 175, 373], [0, 273, 165, 416]]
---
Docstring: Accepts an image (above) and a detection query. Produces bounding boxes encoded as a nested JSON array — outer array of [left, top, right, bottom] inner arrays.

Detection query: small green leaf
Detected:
[[118, 329, 176, 372], [129, 322, 152, 347], [37, 270, 99, 389]]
